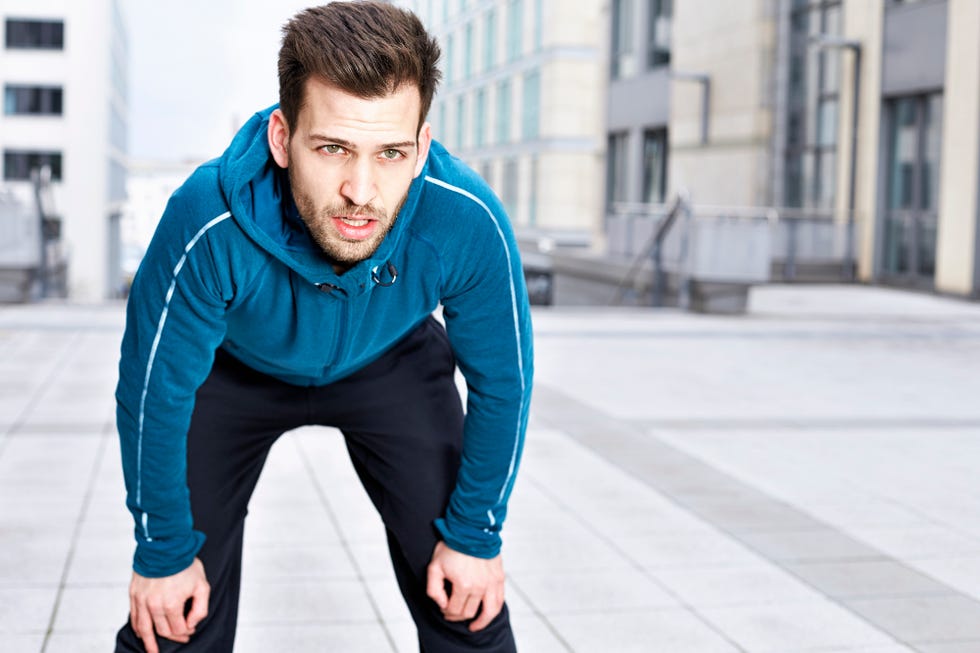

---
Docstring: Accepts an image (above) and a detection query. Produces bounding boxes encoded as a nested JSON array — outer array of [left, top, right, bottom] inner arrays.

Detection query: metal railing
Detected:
[[0, 189, 38, 265], [607, 199, 858, 306], [0, 167, 67, 301]]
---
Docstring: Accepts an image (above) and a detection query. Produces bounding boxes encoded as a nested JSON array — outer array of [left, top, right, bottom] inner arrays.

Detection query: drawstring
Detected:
[[371, 262, 398, 287]]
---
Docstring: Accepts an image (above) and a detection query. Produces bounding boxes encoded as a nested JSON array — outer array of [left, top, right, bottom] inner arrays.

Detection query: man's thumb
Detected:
[[426, 562, 449, 609]]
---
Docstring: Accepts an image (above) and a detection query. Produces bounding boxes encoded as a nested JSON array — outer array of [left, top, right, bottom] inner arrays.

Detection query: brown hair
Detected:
[[278, 2, 442, 134]]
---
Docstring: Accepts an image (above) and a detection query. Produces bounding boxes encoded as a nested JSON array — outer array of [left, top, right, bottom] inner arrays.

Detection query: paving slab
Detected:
[[1, 285, 979, 651]]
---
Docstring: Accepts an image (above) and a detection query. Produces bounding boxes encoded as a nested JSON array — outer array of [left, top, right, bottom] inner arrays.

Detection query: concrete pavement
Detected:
[[2, 284, 980, 652]]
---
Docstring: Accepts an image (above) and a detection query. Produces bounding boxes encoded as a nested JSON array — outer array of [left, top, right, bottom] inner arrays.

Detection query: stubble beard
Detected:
[[290, 168, 406, 266]]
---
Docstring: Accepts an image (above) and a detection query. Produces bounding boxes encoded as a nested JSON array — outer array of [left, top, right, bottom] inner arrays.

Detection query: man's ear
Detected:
[[413, 121, 432, 179], [268, 109, 290, 169]]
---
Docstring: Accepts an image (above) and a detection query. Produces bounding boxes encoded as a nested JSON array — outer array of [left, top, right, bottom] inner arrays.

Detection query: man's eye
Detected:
[[382, 149, 403, 160], [322, 144, 345, 154]]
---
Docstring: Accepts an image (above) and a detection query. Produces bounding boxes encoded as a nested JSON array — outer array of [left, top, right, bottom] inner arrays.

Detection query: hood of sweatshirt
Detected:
[[216, 105, 425, 297]]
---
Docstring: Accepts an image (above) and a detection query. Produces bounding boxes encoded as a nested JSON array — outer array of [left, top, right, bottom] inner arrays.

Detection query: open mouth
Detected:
[[332, 215, 379, 240], [339, 217, 372, 227]]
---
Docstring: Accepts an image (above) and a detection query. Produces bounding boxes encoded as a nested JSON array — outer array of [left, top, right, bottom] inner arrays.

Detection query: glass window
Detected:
[[789, 52, 805, 99], [817, 98, 838, 147], [464, 22, 474, 80], [4, 85, 63, 116], [529, 155, 538, 226], [496, 80, 511, 144], [606, 132, 629, 208], [480, 161, 493, 186], [823, 3, 842, 35], [506, 0, 522, 62], [521, 70, 540, 140], [502, 158, 519, 217], [815, 150, 836, 209], [5, 19, 64, 49], [484, 9, 496, 71], [3, 150, 63, 181], [642, 129, 668, 203], [456, 95, 467, 150], [820, 49, 840, 94], [922, 94, 943, 211], [801, 150, 816, 206], [784, 0, 841, 208], [474, 88, 487, 147], [436, 100, 446, 142], [533, 0, 543, 51], [446, 34, 455, 84], [611, 0, 636, 79], [888, 98, 917, 210], [784, 154, 803, 208], [883, 93, 942, 281], [647, 0, 671, 68]]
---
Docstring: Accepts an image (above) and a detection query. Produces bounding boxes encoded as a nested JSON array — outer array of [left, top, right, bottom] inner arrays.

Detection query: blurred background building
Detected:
[[0, 0, 128, 301], [2, 0, 978, 305], [399, 0, 606, 247], [401, 0, 979, 306]]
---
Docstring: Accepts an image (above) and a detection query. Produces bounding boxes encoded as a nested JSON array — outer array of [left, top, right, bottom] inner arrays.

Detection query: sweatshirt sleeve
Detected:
[[116, 187, 233, 578], [432, 181, 534, 559]]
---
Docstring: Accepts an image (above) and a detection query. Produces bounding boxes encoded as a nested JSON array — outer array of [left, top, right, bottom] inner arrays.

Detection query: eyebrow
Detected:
[[308, 134, 417, 151]]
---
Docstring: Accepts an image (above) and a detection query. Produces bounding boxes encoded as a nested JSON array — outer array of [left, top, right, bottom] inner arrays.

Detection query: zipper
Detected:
[[331, 297, 349, 369], [315, 282, 350, 370]]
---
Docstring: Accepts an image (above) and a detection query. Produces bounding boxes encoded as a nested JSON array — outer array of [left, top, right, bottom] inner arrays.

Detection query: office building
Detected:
[[1, 0, 128, 300], [606, 0, 980, 299], [397, 0, 606, 243]]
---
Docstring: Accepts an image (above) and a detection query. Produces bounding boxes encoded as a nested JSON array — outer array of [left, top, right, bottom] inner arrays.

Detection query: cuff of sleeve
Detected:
[[132, 529, 207, 578], [434, 516, 501, 559]]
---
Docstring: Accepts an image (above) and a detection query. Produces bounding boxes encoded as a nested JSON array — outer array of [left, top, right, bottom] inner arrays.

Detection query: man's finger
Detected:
[[460, 594, 482, 620], [469, 587, 504, 632], [444, 581, 480, 621], [187, 582, 210, 630], [133, 605, 159, 653], [164, 608, 191, 643], [426, 563, 449, 610], [150, 610, 174, 641]]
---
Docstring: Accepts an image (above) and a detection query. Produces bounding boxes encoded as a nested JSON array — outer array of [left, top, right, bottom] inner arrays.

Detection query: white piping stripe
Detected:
[[424, 175, 526, 516], [135, 211, 231, 540]]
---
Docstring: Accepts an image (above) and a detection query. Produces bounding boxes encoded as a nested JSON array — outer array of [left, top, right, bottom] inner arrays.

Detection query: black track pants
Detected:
[[115, 316, 517, 652]]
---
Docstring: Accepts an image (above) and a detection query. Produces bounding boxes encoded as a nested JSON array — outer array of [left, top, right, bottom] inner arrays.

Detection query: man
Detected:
[[114, 3, 532, 651]]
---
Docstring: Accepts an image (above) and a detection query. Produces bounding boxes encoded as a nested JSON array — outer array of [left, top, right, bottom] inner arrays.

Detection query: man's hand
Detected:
[[426, 541, 505, 632], [129, 557, 210, 653]]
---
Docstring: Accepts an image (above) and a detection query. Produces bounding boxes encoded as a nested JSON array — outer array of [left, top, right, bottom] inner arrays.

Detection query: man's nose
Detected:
[[340, 160, 378, 208]]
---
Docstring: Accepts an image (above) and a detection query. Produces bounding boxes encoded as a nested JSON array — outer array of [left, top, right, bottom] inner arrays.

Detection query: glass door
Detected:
[[882, 93, 942, 285]]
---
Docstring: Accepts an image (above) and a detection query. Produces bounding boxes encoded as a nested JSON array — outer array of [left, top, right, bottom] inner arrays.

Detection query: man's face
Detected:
[[268, 77, 431, 268]]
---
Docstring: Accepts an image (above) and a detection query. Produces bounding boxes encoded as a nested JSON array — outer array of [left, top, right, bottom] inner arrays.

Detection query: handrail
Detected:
[[613, 193, 686, 305]]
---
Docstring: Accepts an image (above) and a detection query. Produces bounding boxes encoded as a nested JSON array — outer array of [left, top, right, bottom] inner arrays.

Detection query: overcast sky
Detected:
[[126, 0, 313, 162]]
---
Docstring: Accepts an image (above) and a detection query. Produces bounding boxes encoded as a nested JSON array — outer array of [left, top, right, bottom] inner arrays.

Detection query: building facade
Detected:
[[1, 0, 128, 301], [397, 0, 606, 243], [605, 0, 980, 299]]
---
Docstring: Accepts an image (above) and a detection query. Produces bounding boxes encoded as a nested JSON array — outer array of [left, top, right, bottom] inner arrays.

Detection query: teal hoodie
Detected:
[[117, 106, 533, 577]]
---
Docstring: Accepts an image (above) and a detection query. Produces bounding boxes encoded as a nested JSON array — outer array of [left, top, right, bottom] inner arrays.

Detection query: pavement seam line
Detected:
[[293, 433, 401, 653], [501, 576, 575, 652], [40, 426, 111, 652], [1, 331, 80, 455], [532, 382, 980, 650], [519, 474, 751, 653]]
